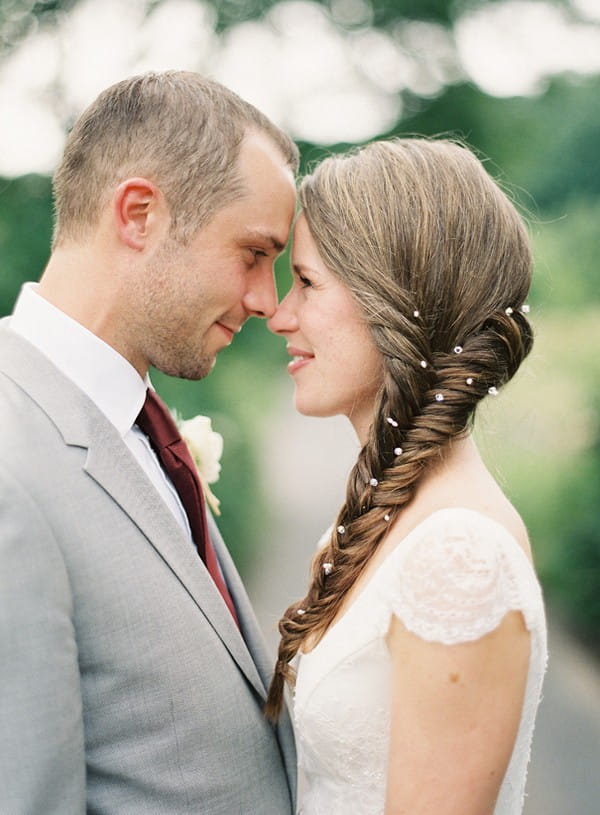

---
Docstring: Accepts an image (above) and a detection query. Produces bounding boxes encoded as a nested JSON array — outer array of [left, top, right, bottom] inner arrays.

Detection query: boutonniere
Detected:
[[173, 411, 223, 516]]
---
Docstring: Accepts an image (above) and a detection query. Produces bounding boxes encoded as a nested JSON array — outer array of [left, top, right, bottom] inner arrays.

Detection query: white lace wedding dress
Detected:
[[294, 508, 547, 815]]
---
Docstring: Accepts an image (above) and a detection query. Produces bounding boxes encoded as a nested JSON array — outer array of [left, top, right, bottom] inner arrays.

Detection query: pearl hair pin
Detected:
[[296, 608, 306, 615], [384, 513, 391, 522], [386, 417, 399, 427], [520, 304, 530, 314], [394, 447, 403, 456], [453, 346, 463, 354], [466, 377, 474, 385], [435, 393, 444, 402], [337, 525, 346, 534], [323, 562, 333, 575], [488, 386, 499, 396], [505, 307, 514, 315], [420, 360, 428, 368], [413, 309, 420, 317], [369, 478, 379, 487]]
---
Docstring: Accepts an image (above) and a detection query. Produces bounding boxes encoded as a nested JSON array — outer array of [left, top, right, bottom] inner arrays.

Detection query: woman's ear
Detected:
[[113, 177, 168, 251]]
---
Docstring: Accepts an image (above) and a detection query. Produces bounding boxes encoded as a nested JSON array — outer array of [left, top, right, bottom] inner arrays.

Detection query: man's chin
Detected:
[[153, 354, 216, 381]]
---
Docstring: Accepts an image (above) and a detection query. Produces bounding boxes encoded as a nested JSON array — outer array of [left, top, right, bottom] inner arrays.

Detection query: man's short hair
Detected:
[[52, 70, 299, 246]]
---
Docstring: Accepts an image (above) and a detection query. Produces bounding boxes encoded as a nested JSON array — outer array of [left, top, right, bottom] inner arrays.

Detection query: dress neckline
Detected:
[[301, 506, 532, 658]]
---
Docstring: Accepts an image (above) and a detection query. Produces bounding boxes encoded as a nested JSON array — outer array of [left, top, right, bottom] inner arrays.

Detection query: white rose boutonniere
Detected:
[[175, 413, 224, 516]]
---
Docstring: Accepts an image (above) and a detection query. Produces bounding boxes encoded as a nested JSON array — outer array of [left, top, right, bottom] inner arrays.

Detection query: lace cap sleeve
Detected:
[[389, 511, 526, 645]]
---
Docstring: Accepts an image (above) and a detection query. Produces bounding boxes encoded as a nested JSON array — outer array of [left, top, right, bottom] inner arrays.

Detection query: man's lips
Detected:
[[216, 322, 242, 343], [286, 345, 314, 374]]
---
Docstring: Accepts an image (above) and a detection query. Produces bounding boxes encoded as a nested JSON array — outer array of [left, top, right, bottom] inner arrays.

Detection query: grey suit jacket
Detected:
[[0, 322, 296, 815]]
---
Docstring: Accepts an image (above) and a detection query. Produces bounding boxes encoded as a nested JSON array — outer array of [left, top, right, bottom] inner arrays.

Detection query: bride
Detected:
[[265, 138, 547, 815]]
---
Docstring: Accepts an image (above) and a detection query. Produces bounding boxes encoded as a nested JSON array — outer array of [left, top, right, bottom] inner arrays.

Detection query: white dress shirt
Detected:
[[9, 282, 193, 540]]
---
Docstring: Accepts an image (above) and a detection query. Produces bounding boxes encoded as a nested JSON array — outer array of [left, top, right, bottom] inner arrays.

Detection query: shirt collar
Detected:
[[10, 282, 148, 436]]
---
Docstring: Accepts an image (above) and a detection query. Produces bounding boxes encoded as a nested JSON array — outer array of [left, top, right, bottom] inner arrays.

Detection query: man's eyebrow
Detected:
[[245, 230, 286, 253]]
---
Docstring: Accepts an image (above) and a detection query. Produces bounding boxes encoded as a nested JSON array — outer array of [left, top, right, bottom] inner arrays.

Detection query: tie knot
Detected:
[[136, 389, 181, 452]]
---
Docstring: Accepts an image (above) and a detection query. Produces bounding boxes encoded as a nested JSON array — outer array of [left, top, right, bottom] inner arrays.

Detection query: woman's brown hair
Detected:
[[265, 138, 533, 720]]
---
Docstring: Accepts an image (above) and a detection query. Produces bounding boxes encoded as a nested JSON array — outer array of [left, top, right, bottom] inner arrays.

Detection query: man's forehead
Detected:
[[237, 131, 297, 187]]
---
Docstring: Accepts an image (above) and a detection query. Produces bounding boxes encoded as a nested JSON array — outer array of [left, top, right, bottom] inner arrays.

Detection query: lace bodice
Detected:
[[294, 508, 547, 815]]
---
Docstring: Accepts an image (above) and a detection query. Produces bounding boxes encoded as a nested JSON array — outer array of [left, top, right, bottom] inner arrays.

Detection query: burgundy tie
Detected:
[[136, 389, 239, 625]]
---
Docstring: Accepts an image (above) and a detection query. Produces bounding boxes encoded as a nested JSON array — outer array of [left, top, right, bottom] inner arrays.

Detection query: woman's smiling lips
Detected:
[[286, 345, 315, 374]]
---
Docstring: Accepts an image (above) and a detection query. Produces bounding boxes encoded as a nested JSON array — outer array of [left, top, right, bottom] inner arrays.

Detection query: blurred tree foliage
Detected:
[[0, 174, 53, 313], [0, 0, 470, 53], [1, 0, 589, 54], [546, 433, 600, 657], [1, 0, 598, 648]]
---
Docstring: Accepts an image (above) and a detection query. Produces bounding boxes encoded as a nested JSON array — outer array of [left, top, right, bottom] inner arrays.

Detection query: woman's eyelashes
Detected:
[[292, 266, 313, 289]]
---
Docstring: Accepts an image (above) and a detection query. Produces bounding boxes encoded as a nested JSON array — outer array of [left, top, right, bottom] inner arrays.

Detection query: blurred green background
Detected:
[[1, 0, 598, 654]]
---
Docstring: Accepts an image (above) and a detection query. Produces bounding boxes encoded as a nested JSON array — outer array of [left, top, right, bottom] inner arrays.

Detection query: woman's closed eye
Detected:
[[292, 265, 314, 289]]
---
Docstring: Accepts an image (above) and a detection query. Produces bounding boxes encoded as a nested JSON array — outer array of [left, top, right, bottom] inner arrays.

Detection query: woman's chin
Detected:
[[294, 401, 318, 418], [293, 395, 336, 419]]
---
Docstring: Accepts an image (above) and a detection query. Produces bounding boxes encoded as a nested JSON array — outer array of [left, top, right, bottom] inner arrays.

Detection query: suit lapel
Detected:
[[0, 324, 266, 699], [83, 436, 267, 700]]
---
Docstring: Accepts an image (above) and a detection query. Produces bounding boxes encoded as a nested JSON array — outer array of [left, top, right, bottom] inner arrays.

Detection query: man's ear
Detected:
[[113, 177, 167, 251]]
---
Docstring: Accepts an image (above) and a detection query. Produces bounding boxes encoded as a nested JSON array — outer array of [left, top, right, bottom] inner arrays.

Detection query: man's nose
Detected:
[[242, 264, 278, 319]]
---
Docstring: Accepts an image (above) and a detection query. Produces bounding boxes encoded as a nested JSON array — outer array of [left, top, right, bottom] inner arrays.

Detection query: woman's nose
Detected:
[[267, 290, 298, 335]]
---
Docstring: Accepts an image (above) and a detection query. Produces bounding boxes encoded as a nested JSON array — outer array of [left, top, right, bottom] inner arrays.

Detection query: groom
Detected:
[[0, 71, 297, 813]]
